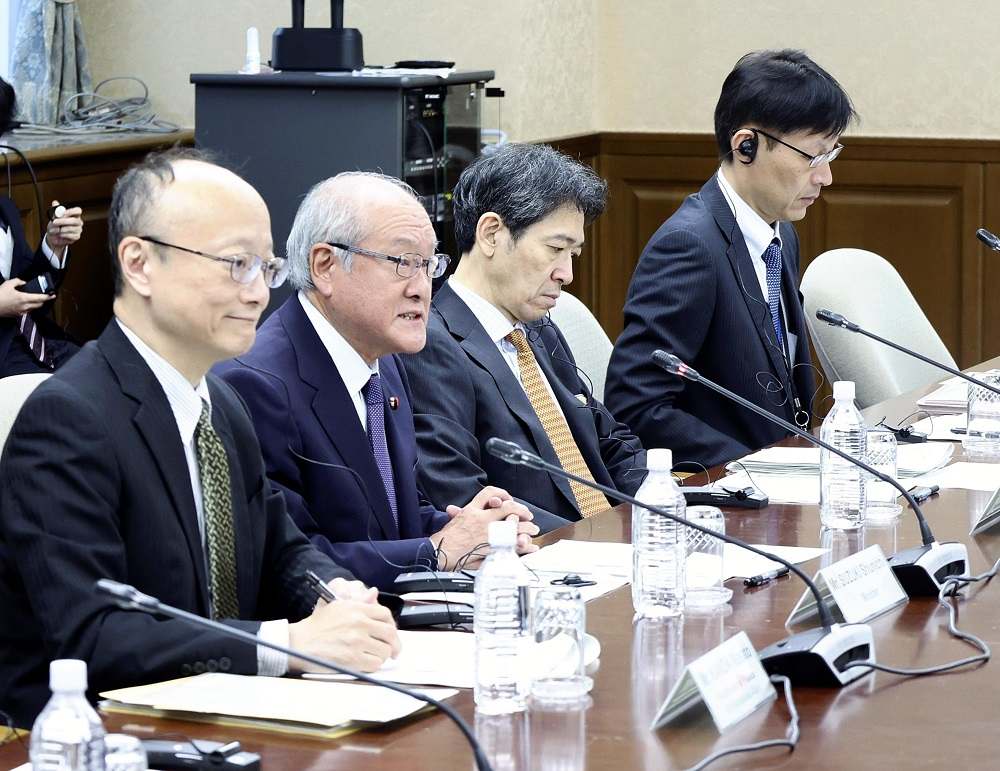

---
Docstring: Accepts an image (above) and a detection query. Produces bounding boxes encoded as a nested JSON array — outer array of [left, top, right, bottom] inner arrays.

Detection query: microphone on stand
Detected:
[[976, 227, 1000, 251], [93, 579, 493, 771], [815, 308, 1000, 399], [484, 437, 875, 688], [650, 350, 968, 597]]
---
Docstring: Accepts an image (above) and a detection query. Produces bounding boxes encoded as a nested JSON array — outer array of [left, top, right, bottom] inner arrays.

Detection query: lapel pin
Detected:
[[388, 396, 399, 410]]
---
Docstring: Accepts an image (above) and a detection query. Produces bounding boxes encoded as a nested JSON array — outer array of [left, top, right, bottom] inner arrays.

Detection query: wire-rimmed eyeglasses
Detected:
[[327, 241, 451, 279], [138, 236, 289, 289], [752, 128, 844, 168]]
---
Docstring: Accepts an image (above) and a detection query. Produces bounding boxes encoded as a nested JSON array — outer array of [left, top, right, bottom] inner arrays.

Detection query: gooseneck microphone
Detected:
[[651, 350, 968, 597], [94, 579, 493, 771], [485, 438, 874, 688], [815, 308, 1000, 399], [976, 227, 1000, 251]]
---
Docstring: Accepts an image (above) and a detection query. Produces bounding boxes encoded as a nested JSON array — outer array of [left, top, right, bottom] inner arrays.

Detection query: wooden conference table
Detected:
[[4, 361, 1000, 770]]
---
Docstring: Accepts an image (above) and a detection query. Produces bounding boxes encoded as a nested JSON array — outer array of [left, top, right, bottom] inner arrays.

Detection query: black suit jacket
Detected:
[[401, 282, 646, 526], [216, 297, 450, 590], [0, 196, 68, 370], [604, 175, 816, 470], [0, 321, 351, 727]]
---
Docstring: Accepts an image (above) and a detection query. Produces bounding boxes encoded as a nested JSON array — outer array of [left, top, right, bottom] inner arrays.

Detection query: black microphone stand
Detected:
[[815, 308, 1000, 399], [484, 438, 875, 688], [94, 579, 493, 771], [651, 350, 968, 597]]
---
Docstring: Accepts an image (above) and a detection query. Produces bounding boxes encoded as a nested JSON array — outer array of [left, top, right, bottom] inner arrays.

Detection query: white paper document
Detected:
[[306, 629, 602, 690], [100, 673, 456, 727], [727, 443, 953, 477], [722, 543, 827, 579], [714, 469, 821, 505], [908, 461, 1000, 492], [909, 413, 966, 442], [520, 540, 633, 577]]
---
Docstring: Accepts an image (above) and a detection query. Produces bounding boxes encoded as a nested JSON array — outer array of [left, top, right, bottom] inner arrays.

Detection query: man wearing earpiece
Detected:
[[605, 49, 857, 469], [401, 143, 646, 524], [0, 76, 84, 377]]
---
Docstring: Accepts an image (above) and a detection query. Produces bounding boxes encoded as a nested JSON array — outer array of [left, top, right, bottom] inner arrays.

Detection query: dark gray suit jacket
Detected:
[[0, 321, 351, 727], [401, 282, 646, 527], [604, 175, 816, 470]]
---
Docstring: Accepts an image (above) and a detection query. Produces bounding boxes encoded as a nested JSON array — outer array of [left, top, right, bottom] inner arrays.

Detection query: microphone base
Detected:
[[759, 624, 874, 687], [888, 541, 968, 596]]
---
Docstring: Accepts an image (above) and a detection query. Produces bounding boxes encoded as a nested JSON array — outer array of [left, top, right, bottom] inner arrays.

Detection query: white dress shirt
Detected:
[[0, 228, 65, 281], [299, 291, 378, 428], [448, 277, 568, 416], [716, 168, 798, 366], [117, 320, 289, 676]]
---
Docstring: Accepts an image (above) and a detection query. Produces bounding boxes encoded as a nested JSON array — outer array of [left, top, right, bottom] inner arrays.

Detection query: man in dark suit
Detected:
[[218, 172, 538, 591], [0, 149, 400, 727], [605, 49, 857, 470], [0, 76, 84, 376], [402, 144, 646, 524]]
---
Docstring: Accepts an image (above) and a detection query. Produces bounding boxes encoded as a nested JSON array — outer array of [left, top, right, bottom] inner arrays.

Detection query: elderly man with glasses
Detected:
[[0, 149, 403, 727], [217, 172, 538, 591], [605, 49, 858, 470]]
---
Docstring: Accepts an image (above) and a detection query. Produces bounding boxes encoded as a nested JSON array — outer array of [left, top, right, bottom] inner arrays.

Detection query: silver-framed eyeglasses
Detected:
[[327, 241, 451, 279], [753, 128, 844, 168], [138, 236, 289, 289]]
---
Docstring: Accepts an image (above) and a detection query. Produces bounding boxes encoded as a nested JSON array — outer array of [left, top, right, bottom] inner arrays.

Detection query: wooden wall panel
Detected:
[[549, 132, 998, 370]]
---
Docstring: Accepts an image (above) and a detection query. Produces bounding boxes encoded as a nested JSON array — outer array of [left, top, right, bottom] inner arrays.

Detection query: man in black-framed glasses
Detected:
[[217, 171, 539, 591], [606, 49, 858, 470]]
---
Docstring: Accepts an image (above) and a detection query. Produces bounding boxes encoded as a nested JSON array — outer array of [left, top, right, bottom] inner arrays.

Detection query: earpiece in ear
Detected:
[[737, 132, 758, 165]]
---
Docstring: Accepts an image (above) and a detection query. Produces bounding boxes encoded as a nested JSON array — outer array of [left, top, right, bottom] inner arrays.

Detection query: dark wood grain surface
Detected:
[[4, 363, 999, 769]]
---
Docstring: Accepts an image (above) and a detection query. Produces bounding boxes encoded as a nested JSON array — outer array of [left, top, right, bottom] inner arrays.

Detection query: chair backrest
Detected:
[[801, 248, 956, 409], [548, 292, 613, 401], [0, 373, 51, 452]]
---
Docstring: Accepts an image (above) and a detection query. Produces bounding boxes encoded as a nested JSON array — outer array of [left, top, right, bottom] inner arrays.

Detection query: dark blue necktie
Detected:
[[363, 373, 398, 524], [762, 239, 785, 350]]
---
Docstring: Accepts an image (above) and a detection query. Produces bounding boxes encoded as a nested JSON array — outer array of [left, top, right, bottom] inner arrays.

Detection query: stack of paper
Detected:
[[725, 443, 953, 478], [916, 372, 1000, 415], [100, 673, 457, 737]]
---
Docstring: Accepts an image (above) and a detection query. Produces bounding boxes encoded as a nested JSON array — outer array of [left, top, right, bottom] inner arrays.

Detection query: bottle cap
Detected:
[[49, 659, 87, 692], [646, 448, 673, 472], [833, 381, 856, 401], [487, 520, 517, 548]]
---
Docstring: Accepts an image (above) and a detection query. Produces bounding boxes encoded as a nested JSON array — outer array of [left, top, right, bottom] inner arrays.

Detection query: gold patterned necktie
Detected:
[[506, 328, 608, 518], [195, 402, 240, 620]]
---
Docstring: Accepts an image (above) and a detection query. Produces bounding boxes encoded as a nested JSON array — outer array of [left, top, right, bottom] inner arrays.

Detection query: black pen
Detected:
[[305, 569, 337, 603], [744, 567, 790, 587], [909, 485, 940, 504], [950, 427, 967, 435]]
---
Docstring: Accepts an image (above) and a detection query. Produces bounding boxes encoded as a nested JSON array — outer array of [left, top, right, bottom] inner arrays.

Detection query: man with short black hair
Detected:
[[605, 49, 857, 469], [402, 143, 646, 524], [0, 149, 400, 727]]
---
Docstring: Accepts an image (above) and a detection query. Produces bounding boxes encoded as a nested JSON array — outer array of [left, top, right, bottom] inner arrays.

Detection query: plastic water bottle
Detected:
[[474, 520, 530, 714], [30, 659, 106, 771], [632, 448, 686, 618], [820, 380, 868, 529]]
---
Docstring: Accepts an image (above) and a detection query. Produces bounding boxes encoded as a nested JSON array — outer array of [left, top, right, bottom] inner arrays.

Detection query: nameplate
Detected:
[[651, 631, 775, 733], [786, 544, 907, 626], [970, 487, 1000, 535]]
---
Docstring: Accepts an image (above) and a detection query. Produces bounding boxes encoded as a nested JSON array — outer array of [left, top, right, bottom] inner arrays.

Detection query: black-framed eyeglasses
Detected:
[[138, 236, 289, 289], [327, 241, 450, 279], [752, 128, 844, 168]]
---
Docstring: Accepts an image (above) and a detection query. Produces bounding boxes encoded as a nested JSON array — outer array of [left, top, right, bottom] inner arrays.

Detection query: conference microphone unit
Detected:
[[93, 579, 494, 771], [815, 308, 1000, 399], [484, 437, 874, 688], [651, 350, 968, 597]]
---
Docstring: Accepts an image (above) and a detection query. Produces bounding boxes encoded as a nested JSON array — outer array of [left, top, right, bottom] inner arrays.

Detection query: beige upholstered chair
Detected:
[[548, 292, 613, 401], [0, 373, 51, 451], [801, 248, 955, 409]]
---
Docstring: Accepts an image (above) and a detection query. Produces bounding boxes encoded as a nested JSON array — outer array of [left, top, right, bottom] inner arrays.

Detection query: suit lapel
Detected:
[[279, 299, 400, 540], [705, 177, 791, 381], [98, 323, 210, 614], [434, 284, 578, 510]]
